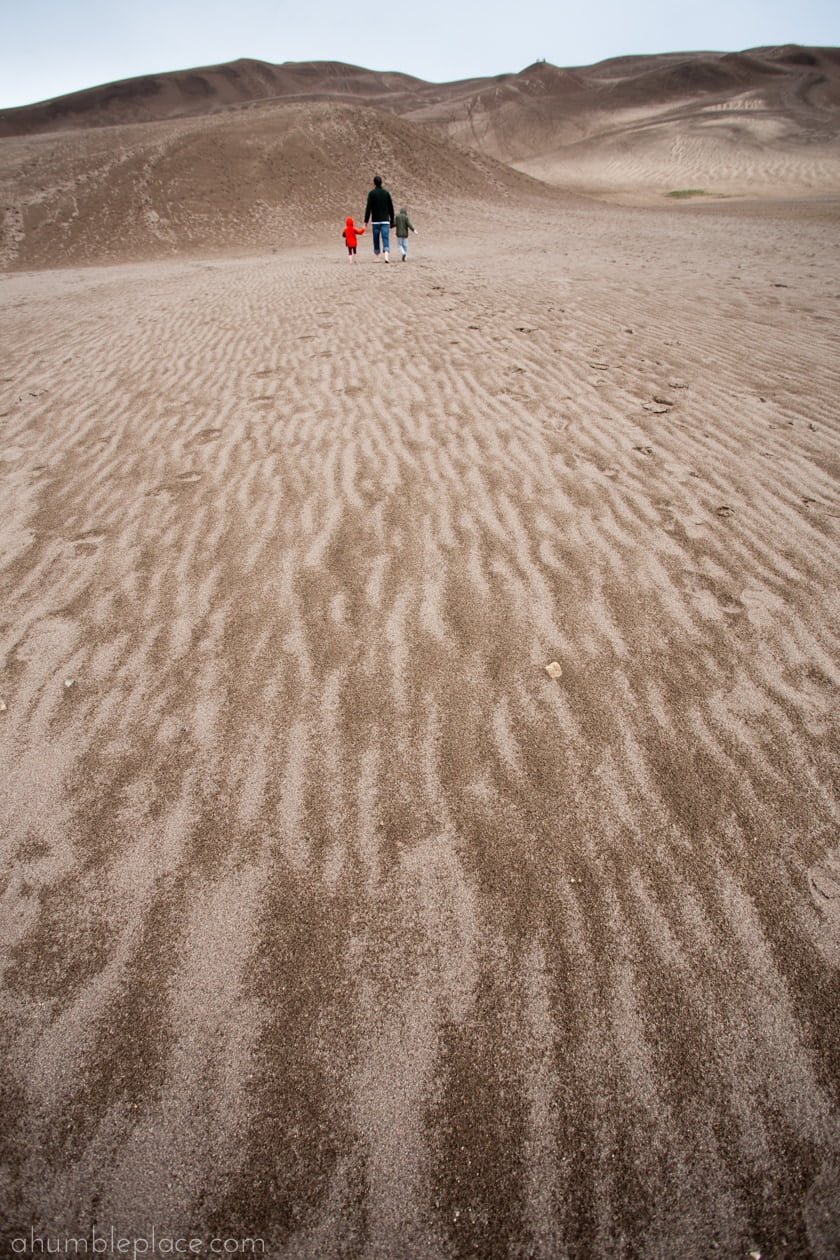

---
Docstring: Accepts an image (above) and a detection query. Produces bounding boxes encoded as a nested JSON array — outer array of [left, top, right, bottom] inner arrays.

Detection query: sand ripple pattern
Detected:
[[1, 205, 840, 1258]]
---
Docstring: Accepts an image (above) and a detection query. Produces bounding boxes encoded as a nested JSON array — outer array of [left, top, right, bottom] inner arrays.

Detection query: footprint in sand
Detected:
[[70, 530, 107, 557], [682, 573, 744, 616], [189, 427, 222, 446], [740, 586, 783, 628], [808, 842, 840, 968], [801, 496, 839, 516], [588, 458, 619, 477]]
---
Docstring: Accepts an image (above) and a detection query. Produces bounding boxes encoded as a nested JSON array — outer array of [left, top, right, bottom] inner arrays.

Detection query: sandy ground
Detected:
[[1, 199, 840, 1258]]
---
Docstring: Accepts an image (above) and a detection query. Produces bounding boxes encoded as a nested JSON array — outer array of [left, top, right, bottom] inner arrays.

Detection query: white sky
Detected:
[[1, 0, 839, 109]]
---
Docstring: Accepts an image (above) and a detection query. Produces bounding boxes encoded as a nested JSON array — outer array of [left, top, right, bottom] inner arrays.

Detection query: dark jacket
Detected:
[[364, 185, 395, 225]]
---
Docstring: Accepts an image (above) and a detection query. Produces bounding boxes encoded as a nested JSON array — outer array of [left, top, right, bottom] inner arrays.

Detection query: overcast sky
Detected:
[[2, 0, 839, 109]]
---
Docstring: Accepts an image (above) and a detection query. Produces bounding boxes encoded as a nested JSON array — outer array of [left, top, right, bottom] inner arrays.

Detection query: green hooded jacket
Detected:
[[394, 207, 415, 237]]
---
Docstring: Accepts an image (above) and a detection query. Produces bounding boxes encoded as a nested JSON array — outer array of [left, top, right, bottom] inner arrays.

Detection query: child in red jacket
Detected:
[[342, 216, 365, 262]]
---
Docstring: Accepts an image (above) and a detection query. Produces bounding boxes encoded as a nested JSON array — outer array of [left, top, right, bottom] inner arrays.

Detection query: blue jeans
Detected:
[[372, 222, 390, 254]]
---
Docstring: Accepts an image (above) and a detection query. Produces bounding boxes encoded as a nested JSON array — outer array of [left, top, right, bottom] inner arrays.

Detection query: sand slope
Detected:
[[0, 100, 559, 271], [413, 48, 840, 201], [1, 200, 839, 1256]]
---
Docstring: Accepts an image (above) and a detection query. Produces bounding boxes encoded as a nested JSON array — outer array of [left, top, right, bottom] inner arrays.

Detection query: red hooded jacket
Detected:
[[342, 217, 365, 248]]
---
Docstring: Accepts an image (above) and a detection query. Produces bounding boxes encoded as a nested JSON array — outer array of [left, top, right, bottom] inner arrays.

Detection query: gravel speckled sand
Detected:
[[1, 195, 840, 1257]]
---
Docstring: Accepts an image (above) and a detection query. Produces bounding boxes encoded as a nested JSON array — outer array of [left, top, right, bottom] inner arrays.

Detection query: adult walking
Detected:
[[364, 175, 395, 262]]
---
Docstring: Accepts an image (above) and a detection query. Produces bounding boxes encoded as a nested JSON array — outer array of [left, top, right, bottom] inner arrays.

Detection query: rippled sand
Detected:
[[1, 200, 840, 1258]]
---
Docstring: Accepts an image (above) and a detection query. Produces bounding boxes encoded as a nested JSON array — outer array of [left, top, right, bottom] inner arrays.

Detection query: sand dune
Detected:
[[516, 115, 840, 202], [415, 48, 840, 201], [0, 59, 432, 137], [0, 100, 558, 271], [2, 44, 839, 214], [2, 196, 840, 1255]]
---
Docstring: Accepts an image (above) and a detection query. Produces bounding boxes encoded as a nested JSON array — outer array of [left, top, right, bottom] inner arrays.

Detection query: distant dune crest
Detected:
[[2, 45, 839, 137]]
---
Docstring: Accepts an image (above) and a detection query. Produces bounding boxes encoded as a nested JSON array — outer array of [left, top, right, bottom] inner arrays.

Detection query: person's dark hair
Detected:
[[373, 175, 382, 187]]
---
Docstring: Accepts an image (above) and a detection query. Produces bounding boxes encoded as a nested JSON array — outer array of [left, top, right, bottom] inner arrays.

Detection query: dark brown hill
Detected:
[[0, 59, 430, 137], [0, 99, 560, 271]]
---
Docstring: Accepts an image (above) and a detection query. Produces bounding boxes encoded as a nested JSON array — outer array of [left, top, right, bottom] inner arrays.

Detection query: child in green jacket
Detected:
[[394, 207, 417, 261]]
